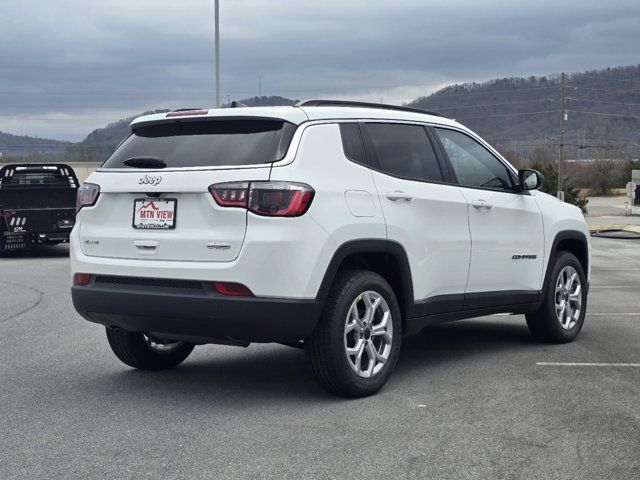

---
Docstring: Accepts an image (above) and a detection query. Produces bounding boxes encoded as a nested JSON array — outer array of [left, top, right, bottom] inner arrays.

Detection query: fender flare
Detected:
[[541, 229, 590, 297], [315, 239, 414, 314]]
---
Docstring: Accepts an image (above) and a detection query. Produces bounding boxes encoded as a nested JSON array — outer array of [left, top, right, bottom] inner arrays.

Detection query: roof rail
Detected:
[[295, 99, 443, 117]]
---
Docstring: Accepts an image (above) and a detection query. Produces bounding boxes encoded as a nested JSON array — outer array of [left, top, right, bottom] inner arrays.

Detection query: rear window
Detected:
[[103, 119, 297, 169]]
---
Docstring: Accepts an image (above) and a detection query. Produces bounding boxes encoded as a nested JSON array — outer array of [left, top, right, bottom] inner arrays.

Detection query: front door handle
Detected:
[[472, 199, 493, 210], [386, 191, 413, 202]]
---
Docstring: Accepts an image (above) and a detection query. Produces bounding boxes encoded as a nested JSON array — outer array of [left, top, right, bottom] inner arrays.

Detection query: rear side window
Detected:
[[103, 120, 297, 168], [434, 128, 514, 191], [362, 123, 444, 182], [339, 123, 366, 165]]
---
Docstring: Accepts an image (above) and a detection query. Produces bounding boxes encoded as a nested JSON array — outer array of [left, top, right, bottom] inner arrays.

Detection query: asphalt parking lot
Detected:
[[1, 236, 639, 480]]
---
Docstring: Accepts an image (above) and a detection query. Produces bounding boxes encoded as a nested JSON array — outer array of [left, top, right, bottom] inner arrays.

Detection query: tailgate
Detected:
[[78, 168, 271, 262]]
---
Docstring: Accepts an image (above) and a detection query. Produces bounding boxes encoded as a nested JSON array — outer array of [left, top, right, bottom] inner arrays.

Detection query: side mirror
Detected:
[[518, 169, 544, 191]]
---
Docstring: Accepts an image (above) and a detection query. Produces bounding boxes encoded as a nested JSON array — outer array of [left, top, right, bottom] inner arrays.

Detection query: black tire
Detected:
[[526, 251, 588, 343], [105, 328, 194, 370], [305, 270, 402, 397]]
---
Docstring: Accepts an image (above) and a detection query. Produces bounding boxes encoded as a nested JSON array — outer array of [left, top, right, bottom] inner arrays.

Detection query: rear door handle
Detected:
[[386, 191, 413, 202], [472, 199, 493, 210]]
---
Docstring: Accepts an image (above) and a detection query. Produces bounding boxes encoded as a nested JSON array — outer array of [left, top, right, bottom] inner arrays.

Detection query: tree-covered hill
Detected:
[[408, 64, 640, 159], [0, 131, 72, 161]]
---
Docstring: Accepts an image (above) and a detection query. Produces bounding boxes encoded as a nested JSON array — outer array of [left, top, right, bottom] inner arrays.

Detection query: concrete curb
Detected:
[[588, 224, 640, 234]]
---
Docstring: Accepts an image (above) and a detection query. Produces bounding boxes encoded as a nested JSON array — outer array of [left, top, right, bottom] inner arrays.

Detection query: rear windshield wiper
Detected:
[[123, 156, 166, 169]]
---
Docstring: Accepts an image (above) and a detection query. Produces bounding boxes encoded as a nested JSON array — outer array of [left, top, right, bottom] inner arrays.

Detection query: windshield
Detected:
[[102, 119, 297, 169]]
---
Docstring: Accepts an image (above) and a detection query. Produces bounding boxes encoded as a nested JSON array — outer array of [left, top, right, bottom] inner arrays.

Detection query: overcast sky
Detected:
[[1, 0, 639, 141]]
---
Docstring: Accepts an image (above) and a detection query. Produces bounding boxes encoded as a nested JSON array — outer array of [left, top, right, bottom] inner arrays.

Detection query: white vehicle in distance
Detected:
[[71, 100, 590, 397]]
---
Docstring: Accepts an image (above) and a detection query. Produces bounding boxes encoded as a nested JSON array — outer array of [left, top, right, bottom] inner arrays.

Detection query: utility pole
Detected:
[[214, 0, 221, 108], [258, 75, 262, 97], [557, 72, 566, 201]]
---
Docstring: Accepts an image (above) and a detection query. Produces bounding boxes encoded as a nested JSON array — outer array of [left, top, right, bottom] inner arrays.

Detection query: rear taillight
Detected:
[[209, 181, 314, 217], [73, 273, 91, 286], [209, 182, 250, 208], [76, 183, 100, 213], [249, 182, 314, 217]]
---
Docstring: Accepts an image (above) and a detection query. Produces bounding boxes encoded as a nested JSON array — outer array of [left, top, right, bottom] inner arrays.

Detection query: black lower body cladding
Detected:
[[71, 277, 322, 343]]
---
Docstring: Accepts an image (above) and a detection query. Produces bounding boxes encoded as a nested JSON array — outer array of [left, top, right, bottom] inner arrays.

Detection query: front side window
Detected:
[[434, 128, 514, 191], [363, 123, 444, 182]]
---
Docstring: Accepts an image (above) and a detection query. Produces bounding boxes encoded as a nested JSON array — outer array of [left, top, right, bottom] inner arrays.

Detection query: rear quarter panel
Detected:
[[270, 122, 387, 297]]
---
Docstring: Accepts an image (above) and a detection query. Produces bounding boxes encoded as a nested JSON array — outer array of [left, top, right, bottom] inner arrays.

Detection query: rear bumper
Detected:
[[71, 276, 322, 343]]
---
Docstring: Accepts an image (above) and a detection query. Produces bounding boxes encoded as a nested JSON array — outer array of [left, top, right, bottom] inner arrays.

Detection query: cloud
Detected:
[[0, 0, 639, 140]]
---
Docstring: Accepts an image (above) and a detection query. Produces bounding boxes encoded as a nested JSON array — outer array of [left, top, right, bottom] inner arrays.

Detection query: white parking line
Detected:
[[536, 362, 640, 367], [588, 285, 639, 288], [587, 313, 640, 316], [592, 269, 640, 271]]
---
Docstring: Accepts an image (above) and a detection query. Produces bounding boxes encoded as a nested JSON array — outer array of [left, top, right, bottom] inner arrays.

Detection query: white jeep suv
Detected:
[[71, 100, 590, 397]]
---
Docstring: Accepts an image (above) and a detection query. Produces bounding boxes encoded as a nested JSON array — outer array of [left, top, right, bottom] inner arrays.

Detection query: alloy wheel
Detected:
[[555, 266, 582, 330], [343, 291, 393, 378]]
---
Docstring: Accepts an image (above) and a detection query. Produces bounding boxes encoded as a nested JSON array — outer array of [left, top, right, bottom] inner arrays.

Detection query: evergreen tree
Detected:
[[530, 159, 588, 212]]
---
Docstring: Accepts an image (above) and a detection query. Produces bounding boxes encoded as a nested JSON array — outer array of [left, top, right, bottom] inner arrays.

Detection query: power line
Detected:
[[0, 75, 637, 102], [0, 91, 210, 97], [489, 136, 640, 143], [433, 98, 555, 111], [567, 109, 640, 120], [570, 74, 640, 86], [566, 85, 640, 95], [566, 97, 640, 107], [0, 81, 451, 98], [0, 80, 557, 100], [422, 84, 558, 100], [457, 110, 560, 120]]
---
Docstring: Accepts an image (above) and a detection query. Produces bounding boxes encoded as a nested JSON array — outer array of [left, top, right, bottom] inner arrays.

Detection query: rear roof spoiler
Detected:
[[130, 114, 298, 131]]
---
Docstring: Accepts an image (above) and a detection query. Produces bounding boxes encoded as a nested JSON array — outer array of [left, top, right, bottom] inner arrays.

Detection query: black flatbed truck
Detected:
[[0, 163, 78, 253]]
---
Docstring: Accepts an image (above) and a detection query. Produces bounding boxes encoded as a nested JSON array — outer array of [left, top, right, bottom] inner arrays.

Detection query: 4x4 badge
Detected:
[[138, 174, 162, 186]]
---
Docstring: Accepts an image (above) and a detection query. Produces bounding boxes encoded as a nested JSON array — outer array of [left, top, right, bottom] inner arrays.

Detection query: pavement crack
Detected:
[[0, 281, 44, 323]]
